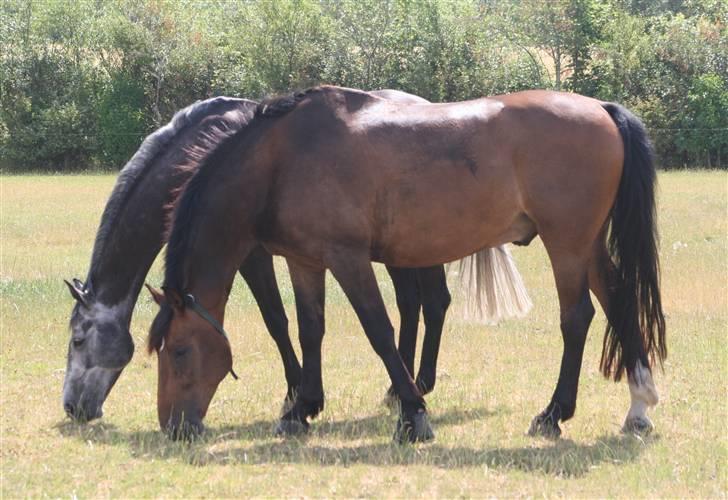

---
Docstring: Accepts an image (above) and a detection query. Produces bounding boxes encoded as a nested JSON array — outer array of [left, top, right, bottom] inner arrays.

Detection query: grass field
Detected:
[[1, 171, 726, 497]]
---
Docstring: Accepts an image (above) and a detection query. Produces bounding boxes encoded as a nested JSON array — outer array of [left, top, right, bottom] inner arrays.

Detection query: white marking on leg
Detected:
[[629, 360, 659, 408], [624, 360, 659, 430]]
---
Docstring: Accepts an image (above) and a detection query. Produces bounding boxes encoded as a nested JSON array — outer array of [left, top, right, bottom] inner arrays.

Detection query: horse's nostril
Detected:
[[64, 402, 76, 416]]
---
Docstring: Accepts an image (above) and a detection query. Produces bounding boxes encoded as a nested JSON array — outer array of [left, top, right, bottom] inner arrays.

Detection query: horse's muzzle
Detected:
[[165, 419, 205, 441], [64, 401, 103, 422]]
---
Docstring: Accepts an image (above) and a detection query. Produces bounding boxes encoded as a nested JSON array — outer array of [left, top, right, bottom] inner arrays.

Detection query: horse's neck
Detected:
[[87, 153, 195, 309], [182, 162, 268, 313]]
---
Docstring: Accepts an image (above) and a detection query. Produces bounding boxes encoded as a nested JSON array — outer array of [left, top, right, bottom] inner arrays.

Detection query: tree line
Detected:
[[1, 0, 726, 170]]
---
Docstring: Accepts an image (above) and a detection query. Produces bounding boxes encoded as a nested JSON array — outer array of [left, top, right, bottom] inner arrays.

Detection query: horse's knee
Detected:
[[560, 294, 594, 345], [267, 311, 289, 341], [435, 285, 452, 312], [422, 286, 451, 324], [395, 287, 421, 320]]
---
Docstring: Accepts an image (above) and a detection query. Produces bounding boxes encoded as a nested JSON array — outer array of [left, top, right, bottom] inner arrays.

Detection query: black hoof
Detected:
[[528, 413, 562, 439], [394, 411, 435, 444], [275, 418, 309, 437], [622, 416, 654, 436]]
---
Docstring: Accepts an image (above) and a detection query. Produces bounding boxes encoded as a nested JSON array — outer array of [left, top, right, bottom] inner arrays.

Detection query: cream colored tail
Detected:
[[455, 245, 532, 324]]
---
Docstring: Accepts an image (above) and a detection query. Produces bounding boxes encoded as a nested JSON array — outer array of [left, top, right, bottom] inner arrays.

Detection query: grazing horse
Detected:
[[62, 91, 528, 422], [149, 86, 666, 443], [62, 97, 274, 421]]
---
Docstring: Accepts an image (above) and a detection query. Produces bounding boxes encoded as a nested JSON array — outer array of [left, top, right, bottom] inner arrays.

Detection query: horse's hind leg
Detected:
[[384, 266, 422, 406], [330, 253, 433, 443], [276, 260, 326, 435], [239, 245, 302, 410], [529, 248, 594, 439], [415, 265, 451, 395], [588, 239, 658, 435]]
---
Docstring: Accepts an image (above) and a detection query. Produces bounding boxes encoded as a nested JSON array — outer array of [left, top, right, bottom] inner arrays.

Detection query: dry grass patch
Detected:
[[1, 171, 726, 497]]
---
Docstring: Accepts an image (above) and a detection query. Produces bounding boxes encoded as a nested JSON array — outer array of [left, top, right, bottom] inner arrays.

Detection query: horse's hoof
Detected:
[[622, 415, 654, 436], [528, 414, 562, 439], [275, 418, 309, 436], [393, 411, 435, 444]]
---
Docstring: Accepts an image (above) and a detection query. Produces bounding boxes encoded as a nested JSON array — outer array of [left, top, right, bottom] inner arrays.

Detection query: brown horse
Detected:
[[149, 86, 666, 443], [63, 89, 527, 424]]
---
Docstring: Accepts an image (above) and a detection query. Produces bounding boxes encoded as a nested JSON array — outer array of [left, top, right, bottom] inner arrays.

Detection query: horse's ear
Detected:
[[64, 279, 90, 308], [161, 286, 185, 312], [145, 283, 166, 306]]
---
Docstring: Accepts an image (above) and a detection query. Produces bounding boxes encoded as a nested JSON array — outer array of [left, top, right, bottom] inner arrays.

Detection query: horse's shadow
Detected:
[[55, 406, 653, 477]]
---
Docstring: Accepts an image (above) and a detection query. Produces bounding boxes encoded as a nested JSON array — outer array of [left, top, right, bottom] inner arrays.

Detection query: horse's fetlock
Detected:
[[559, 402, 576, 421]]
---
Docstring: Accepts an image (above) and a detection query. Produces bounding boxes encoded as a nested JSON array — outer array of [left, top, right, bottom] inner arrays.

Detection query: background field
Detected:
[[1, 171, 726, 497]]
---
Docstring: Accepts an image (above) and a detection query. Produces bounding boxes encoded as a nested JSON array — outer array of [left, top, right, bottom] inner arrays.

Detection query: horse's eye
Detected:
[[72, 337, 85, 349], [173, 346, 189, 359]]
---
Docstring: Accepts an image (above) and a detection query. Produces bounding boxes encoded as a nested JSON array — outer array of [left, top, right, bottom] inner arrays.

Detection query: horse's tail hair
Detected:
[[600, 102, 667, 381], [455, 245, 532, 324]]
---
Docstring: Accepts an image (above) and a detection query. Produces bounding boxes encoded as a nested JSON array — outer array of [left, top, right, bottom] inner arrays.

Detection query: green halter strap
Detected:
[[184, 293, 239, 380]]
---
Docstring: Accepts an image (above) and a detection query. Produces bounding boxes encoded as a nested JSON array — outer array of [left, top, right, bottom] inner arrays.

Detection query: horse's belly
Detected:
[[373, 188, 529, 267], [374, 215, 526, 267]]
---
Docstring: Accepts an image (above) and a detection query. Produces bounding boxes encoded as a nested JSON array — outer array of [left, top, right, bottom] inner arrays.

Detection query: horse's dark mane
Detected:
[[162, 88, 320, 296], [86, 97, 254, 290], [162, 122, 251, 294]]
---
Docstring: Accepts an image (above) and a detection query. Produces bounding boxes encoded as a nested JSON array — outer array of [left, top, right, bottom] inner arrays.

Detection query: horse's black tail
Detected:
[[600, 103, 667, 381]]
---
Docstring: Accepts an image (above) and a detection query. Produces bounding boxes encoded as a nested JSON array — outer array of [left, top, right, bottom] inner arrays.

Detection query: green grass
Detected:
[[1, 171, 726, 497]]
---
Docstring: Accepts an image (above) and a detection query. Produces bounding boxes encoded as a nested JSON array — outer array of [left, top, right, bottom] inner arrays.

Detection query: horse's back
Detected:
[[265, 87, 626, 266]]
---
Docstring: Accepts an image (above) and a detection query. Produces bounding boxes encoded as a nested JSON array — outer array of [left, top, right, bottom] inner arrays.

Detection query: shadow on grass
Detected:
[[198, 434, 654, 477], [54, 406, 653, 477], [55, 405, 502, 444]]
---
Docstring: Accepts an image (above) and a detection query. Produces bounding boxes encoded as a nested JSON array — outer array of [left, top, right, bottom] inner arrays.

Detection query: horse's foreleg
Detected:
[[529, 250, 594, 439], [275, 260, 326, 436], [588, 240, 658, 436], [384, 266, 421, 407], [239, 246, 301, 411], [330, 254, 433, 443], [415, 265, 451, 395]]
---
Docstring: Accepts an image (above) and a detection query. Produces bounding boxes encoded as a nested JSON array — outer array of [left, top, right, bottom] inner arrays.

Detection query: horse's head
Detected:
[[146, 285, 232, 440], [63, 279, 134, 422]]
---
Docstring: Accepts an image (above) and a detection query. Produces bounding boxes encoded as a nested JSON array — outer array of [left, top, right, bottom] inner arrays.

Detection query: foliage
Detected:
[[1, 0, 725, 170]]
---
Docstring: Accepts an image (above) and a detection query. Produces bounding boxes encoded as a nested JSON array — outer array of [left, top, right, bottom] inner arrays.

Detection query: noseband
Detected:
[[184, 293, 239, 380]]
